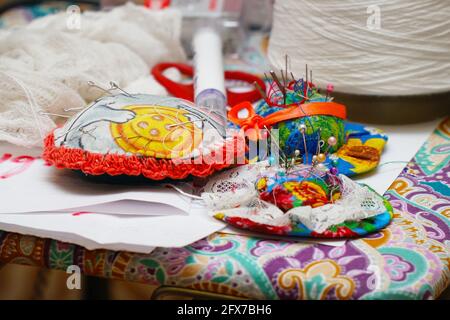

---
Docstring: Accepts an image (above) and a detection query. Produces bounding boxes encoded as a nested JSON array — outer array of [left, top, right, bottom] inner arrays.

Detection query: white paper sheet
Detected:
[[0, 202, 226, 253], [58, 200, 187, 216], [0, 146, 192, 215]]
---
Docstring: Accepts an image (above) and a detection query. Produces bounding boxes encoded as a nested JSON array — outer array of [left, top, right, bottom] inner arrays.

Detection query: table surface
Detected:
[[0, 118, 449, 300]]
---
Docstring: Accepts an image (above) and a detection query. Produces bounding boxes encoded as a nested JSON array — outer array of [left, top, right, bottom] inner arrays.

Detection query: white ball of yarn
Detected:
[[268, 0, 450, 96]]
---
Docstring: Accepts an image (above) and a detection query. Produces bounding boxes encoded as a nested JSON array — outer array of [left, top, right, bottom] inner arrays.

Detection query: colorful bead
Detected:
[[299, 124, 307, 132], [327, 83, 334, 93], [268, 156, 276, 165], [330, 167, 338, 175], [327, 136, 337, 146], [317, 153, 326, 163]]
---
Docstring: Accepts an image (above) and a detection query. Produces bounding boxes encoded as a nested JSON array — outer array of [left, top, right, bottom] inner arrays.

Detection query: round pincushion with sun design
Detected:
[[43, 94, 241, 180]]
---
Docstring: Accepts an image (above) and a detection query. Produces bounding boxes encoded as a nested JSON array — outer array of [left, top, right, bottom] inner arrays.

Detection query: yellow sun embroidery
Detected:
[[111, 105, 202, 159]]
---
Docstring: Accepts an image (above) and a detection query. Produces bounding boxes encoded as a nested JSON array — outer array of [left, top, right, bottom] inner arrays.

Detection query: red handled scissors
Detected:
[[151, 62, 266, 107]]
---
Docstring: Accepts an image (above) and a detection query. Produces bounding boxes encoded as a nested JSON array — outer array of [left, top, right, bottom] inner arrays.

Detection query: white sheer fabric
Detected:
[[0, 3, 185, 147]]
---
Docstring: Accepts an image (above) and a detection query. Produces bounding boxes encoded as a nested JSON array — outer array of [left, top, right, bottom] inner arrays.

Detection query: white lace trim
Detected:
[[201, 163, 386, 233], [289, 175, 386, 233], [201, 161, 269, 210]]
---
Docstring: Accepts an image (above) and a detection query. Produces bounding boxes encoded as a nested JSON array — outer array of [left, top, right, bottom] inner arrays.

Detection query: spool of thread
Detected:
[[192, 27, 227, 135], [268, 0, 450, 96]]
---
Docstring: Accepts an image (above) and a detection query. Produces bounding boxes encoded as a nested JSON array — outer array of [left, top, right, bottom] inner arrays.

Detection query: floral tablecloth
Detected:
[[0, 119, 449, 299]]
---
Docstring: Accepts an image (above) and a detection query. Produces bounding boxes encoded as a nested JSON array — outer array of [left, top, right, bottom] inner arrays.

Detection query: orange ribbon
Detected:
[[228, 101, 347, 140]]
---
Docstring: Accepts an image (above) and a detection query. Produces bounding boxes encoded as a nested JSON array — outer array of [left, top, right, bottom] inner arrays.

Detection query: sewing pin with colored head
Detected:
[[264, 125, 288, 169], [290, 72, 296, 83], [325, 135, 337, 154], [39, 111, 71, 118], [87, 81, 112, 94], [269, 70, 286, 103], [280, 69, 286, 105], [254, 81, 267, 100], [109, 81, 134, 98], [300, 124, 308, 164]]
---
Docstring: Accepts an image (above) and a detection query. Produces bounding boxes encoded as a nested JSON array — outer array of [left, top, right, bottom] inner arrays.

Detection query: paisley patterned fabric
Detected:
[[0, 119, 448, 299]]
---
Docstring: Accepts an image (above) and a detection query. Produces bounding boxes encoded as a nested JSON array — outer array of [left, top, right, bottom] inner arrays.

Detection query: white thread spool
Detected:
[[192, 27, 227, 135], [269, 0, 450, 96], [268, 0, 450, 122]]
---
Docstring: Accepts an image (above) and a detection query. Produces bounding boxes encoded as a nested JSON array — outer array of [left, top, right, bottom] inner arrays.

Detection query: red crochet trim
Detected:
[[43, 132, 245, 180]]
